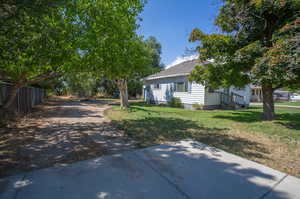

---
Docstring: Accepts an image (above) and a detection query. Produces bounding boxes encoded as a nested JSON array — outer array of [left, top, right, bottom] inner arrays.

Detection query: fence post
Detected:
[[1, 82, 45, 114]]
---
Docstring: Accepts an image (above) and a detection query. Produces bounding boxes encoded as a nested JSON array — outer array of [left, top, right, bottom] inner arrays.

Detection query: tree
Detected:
[[145, 36, 164, 69], [106, 37, 153, 108], [0, 0, 79, 110], [189, 0, 300, 120], [78, 0, 152, 109], [0, 0, 62, 22], [123, 36, 164, 99], [62, 72, 100, 97]]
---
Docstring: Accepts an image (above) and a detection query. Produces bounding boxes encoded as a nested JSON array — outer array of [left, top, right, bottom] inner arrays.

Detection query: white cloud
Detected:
[[166, 54, 198, 69]]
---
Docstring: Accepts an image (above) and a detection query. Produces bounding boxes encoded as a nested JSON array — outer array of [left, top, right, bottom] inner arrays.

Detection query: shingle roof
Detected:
[[145, 59, 206, 80]]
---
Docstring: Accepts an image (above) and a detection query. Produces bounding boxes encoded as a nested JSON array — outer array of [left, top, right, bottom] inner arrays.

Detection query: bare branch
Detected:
[[24, 71, 57, 86]]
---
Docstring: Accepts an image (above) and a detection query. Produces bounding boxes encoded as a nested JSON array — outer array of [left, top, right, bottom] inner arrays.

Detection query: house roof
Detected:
[[144, 59, 207, 80]]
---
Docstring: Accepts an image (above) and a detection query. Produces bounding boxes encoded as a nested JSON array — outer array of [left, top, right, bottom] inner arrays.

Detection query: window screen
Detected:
[[175, 82, 188, 92]]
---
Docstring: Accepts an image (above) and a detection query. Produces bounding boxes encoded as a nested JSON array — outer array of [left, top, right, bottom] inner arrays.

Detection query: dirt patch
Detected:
[[0, 98, 136, 177], [221, 129, 300, 178]]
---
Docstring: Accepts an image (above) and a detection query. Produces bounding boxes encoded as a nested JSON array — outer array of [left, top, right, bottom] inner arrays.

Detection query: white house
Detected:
[[250, 85, 291, 102], [143, 59, 251, 109]]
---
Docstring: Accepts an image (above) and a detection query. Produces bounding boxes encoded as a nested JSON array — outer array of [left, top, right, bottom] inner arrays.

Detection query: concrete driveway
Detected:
[[1, 140, 299, 199]]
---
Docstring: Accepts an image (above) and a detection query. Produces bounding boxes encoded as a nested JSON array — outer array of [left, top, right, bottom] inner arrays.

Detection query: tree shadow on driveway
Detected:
[[0, 121, 136, 178]]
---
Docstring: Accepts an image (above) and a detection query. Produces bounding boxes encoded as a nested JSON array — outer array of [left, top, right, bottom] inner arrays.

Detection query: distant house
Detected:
[[274, 91, 291, 101], [251, 85, 263, 102], [143, 59, 251, 109], [250, 86, 291, 102]]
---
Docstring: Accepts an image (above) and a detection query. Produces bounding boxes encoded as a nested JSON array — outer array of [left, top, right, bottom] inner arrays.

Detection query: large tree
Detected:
[[0, 0, 79, 110], [189, 0, 300, 120], [113, 38, 153, 108], [78, 0, 153, 109], [93, 36, 164, 100]]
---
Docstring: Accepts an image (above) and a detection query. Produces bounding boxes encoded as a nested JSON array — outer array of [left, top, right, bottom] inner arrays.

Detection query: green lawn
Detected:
[[275, 101, 300, 106], [105, 103, 300, 177]]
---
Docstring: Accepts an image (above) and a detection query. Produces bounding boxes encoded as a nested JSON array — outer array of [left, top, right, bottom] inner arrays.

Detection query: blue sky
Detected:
[[138, 0, 221, 66]]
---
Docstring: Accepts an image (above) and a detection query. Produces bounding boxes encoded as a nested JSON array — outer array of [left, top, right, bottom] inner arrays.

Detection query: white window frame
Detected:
[[174, 81, 189, 93]]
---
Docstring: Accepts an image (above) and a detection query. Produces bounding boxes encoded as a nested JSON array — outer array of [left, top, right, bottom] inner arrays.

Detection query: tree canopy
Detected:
[[76, 0, 154, 108], [1, 0, 155, 110], [189, 0, 300, 120], [145, 36, 164, 69], [0, 0, 79, 108]]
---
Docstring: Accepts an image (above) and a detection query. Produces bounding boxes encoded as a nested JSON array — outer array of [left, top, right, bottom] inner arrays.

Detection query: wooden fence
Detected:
[[0, 82, 45, 114]]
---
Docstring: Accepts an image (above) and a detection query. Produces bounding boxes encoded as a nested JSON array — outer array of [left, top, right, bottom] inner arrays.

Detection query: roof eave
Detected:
[[144, 73, 190, 81]]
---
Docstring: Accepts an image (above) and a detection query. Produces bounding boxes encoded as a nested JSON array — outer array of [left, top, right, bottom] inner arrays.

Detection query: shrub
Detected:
[[169, 97, 183, 108], [192, 103, 204, 110]]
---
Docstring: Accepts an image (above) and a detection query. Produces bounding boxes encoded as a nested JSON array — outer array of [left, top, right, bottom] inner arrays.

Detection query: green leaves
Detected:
[[0, 0, 78, 83], [189, 0, 299, 119], [234, 41, 266, 70], [189, 29, 236, 62], [189, 0, 300, 90], [76, 0, 154, 81]]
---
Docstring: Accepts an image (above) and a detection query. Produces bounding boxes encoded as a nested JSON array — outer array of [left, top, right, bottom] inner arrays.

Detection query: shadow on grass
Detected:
[[213, 111, 263, 123], [111, 102, 158, 108], [275, 113, 300, 130], [110, 103, 178, 117], [213, 110, 300, 130], [111, 116, 270, 161]]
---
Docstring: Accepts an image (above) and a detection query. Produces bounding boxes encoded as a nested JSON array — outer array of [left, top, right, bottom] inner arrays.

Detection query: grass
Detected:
[[275, 101, 300, 106], [105, 103, 300, 177]]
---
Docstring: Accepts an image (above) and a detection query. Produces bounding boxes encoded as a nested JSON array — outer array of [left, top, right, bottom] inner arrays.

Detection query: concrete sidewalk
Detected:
[[1, 140, 299, 199]]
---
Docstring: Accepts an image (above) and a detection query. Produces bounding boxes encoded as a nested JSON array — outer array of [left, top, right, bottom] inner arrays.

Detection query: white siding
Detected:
[[174, 82, 205, 105], [205, 91, 221, 106], [204, 86, 251, 106], [230, 85, 251, 105], [145, 76, 205, 105], [144, 76, 252, 106]]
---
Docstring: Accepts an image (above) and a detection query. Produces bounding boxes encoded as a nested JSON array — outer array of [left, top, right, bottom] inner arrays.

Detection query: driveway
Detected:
[[1, 140, 299, 199], [0, 99, 136, 177]]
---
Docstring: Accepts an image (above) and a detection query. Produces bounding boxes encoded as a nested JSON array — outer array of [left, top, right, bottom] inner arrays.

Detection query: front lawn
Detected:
[[276, 101, 300, 106], [105, 103, 300, 177]]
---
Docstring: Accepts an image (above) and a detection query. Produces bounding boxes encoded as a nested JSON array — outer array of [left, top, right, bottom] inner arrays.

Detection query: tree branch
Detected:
[[24, 71, 58, 86]]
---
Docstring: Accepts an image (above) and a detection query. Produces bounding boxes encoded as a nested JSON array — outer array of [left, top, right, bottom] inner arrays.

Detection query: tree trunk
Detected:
[[262, 84, 275, 121], [2, 84, 20, 109], [117, 79, 129, 109]]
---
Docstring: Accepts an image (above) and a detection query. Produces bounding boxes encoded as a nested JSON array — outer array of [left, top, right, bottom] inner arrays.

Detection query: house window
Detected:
[[153, 83, 160, 89], [174, 82, 188, 92]]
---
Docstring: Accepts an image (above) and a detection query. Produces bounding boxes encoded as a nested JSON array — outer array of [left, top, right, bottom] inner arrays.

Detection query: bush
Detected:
[[169, 97, 183, 108], [192, 103, 204, 110]]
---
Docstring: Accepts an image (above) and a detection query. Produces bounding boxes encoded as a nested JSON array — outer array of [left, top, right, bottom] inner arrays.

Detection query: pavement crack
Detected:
[[259, 174, 288, 199], [133, 151, 192, 199]]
